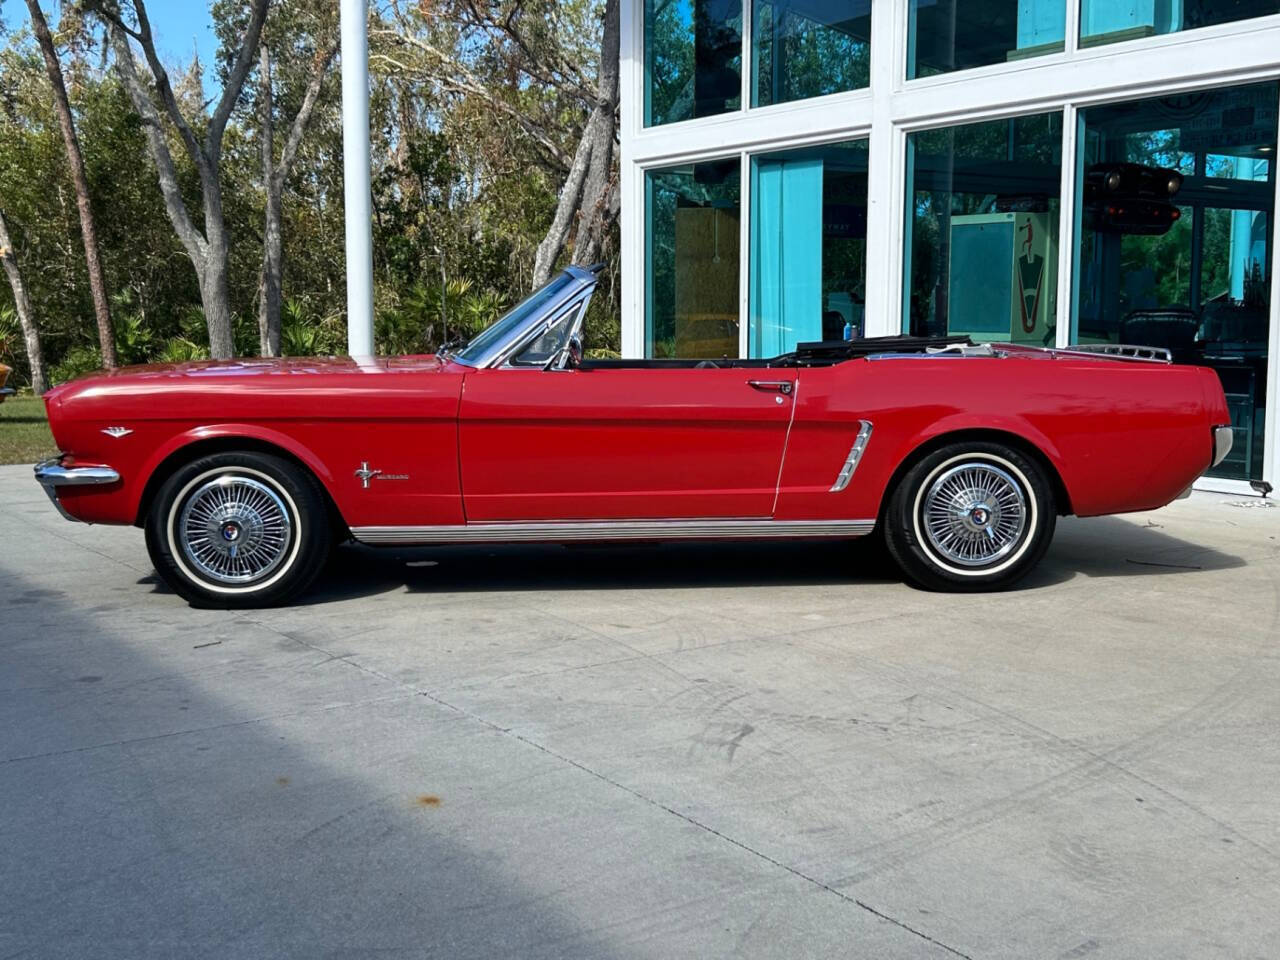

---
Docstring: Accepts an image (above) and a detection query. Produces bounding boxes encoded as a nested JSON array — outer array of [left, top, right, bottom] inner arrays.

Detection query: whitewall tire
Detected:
[[145, 451, 331, 608], [884, 441, 1057, 592]]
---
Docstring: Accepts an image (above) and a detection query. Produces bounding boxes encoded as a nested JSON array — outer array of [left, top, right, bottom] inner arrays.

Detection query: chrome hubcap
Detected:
[[178, 475, 293, 585], [922, 462, 1027, 567]]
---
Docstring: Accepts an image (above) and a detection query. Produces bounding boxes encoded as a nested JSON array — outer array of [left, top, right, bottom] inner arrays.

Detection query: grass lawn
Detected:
[[0, 395, 56, 465]]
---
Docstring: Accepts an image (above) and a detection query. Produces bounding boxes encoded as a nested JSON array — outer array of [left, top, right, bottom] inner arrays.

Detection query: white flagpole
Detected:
[[340, 0, 375, 357]]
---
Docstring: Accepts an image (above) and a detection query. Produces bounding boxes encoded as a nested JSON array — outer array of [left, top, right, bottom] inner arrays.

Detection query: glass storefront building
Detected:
[[623, 0, 1280, 492]]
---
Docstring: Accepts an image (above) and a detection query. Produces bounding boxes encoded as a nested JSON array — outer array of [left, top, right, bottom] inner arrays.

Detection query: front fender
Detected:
[[128, 424, 337, 524]]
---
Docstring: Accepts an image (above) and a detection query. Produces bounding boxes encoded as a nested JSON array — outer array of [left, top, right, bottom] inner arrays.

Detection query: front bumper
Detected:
[[34, 456, 121, 522]]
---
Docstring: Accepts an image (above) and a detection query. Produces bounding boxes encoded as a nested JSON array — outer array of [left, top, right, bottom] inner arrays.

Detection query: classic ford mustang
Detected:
[[35, 265, 1233, 607]]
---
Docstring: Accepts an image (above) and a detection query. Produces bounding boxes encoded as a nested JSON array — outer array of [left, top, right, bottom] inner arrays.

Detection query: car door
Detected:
[[458, 365, 796, 521]]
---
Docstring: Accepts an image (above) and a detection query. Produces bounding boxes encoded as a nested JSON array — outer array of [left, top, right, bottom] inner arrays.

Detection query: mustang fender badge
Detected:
[[355, 462, 410, 488], [102, 427, 133, 438]]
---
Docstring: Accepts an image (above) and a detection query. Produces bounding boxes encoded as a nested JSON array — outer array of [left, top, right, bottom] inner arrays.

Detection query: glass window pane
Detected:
[[1072, 82, 1277, 481], [1081, 0, 1280, 48], [752, 1, 870, 107], [908, 0, 1065, 79], [646, 159, 742, 357], [645, 0, 743, 127], [905, 113, 1063, 347], [749, 140, 868, 355]]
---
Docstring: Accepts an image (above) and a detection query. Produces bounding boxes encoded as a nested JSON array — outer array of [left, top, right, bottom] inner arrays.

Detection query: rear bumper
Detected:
[[1212, 425, 1234, 469], [1174, 425, 1235, 501], [34, 456, 121, 523]]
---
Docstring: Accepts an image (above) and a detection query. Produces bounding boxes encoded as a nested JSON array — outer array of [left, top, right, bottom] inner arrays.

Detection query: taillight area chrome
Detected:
[[1212, 425, 1234, 468]]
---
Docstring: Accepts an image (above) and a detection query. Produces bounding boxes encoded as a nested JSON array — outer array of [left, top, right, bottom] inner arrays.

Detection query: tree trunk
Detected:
[[260, 191, 284, 357], [258, 45, 282, 357], [200, 193, 236, 359], [531, 0, 620, 286], [572, 0, 620, 265], [532, 134, 592, 286], [26, 0, 116, 369], [255, 40, 335, 357], [199, 243, 236, 360], [104, 0, 268, 361], [0, 208, 47, 395]]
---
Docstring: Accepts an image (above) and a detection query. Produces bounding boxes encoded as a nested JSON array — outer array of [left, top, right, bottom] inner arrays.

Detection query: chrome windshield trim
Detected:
[[455, 266, 599, 370], [351, 518, 875, 546], [829, 420, 874, 492], [494, 289, 595, 370]]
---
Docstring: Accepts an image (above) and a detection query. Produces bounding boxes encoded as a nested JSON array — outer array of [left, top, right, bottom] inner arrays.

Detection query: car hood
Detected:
[[103, 355, 447, 378], [44, 354, 451, 401]]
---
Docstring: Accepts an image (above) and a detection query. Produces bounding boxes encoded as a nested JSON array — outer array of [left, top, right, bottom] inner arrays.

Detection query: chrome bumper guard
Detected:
[[34, 456, 121, 522], [1212, 425, 1234, 469]]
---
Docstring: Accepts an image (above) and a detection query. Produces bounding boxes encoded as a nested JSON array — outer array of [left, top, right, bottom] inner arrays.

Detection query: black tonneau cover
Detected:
[[776, 335, 973, 366]]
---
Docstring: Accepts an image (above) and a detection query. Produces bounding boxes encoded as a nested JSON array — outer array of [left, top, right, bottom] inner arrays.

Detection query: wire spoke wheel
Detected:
[[177, 475, 294, 586], [920, 462, 1028, 568]]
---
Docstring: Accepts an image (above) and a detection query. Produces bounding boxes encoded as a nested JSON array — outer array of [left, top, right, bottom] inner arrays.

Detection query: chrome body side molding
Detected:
[[830, 420, 874, 493], [351, 518, 876, 546], [34, 456, 122, 523]]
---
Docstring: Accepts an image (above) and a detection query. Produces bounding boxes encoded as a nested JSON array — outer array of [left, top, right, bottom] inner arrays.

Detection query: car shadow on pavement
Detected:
[[292, 515, 1244, 605], [1, 571, 633, 960]]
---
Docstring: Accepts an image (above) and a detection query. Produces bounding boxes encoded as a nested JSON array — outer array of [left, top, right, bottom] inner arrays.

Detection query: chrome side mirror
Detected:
[[565, 334, 584, 369]]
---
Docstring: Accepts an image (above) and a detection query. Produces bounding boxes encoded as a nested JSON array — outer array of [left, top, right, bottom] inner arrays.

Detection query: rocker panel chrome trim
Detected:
[[351, 518, 876, 546]]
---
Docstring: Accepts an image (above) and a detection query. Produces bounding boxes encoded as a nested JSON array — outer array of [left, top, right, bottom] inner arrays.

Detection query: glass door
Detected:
[[1072, 82, 1277, 483]]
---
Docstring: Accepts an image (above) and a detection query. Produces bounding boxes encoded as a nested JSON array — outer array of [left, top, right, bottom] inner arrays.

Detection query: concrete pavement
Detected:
[[2, 462, 1279, 959]]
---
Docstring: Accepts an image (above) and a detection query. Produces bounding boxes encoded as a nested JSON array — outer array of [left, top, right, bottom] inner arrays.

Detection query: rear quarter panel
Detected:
[[777, 356, 1218, 521]]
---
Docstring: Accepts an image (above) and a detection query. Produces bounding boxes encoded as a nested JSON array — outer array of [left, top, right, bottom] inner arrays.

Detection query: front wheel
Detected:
[[145, 451, 332, 608], [884, 442, 1056, 592]]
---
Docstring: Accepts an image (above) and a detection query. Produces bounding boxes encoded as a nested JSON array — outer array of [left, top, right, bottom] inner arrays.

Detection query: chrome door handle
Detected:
[[747, 380, 793, 395]]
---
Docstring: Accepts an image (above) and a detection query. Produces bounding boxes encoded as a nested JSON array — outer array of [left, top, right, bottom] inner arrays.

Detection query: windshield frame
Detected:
[[447, 266, 599, 369]]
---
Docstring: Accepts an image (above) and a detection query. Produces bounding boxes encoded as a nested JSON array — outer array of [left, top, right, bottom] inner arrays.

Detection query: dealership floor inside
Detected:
[[2, 464, 1278, 960]]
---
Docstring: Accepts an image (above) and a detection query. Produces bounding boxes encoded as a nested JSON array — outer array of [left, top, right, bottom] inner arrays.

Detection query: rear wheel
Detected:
[[884, 441, 1056, 592], [145, 451, 331, 608]]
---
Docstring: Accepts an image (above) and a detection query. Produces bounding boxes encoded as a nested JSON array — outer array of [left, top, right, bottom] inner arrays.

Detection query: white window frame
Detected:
[[620, 0, 1280, 491]]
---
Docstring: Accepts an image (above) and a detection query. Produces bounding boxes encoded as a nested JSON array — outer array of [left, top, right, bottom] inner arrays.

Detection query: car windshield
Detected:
[[452, 272, 578, 366]]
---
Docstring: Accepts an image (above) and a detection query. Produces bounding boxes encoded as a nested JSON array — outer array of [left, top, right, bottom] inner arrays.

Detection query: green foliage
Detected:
[[50, 345, 103, 385], [0, 0, 620, 377], [157, 337, 210, 364], [113, 312, 157, 365], [0, 305, 21, 370], [376, 279, 507, 356], [281, 299, 343, 356]]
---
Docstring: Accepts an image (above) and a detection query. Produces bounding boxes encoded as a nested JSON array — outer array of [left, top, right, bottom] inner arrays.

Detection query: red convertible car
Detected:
[[36, 265, 1233, 607]]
